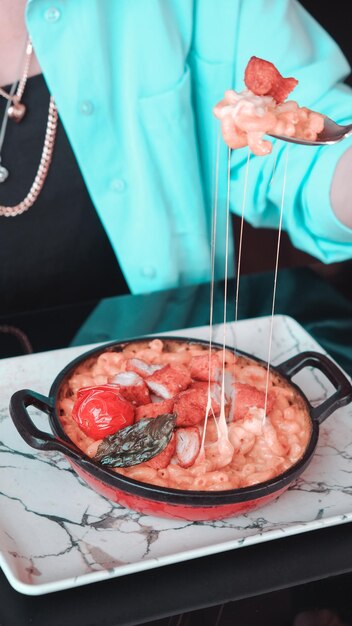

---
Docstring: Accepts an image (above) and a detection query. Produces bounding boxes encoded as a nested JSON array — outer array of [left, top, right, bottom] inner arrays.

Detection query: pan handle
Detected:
[[277, 351, 352, 424], [9, 389, 90, 465]]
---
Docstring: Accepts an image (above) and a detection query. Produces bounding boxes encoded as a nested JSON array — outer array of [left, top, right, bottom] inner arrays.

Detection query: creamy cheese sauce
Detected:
[[57, 340, 312, 491]]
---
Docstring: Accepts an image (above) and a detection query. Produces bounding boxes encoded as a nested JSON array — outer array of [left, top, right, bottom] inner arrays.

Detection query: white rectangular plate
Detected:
[[0, 315, 351, 595]]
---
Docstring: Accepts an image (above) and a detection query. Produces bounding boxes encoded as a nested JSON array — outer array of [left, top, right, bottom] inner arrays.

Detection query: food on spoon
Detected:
[[213, 56, 324, 155], [244, 56, 298, 104], [58, 339, 312, 491]]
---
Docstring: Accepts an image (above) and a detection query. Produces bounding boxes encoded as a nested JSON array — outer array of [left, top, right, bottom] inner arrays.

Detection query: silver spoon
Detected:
[[269, 116, 352, 146]]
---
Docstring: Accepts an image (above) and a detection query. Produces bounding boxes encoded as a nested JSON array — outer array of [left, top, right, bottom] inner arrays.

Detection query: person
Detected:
[[0, 0, 352, 316]]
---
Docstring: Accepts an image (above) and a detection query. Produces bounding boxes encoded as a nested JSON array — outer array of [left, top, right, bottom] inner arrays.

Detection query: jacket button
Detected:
[[80, 100, 94, 115], [141, 266, 156, 278], [111, 178, 126, 193], [44, 7, 61, 22]]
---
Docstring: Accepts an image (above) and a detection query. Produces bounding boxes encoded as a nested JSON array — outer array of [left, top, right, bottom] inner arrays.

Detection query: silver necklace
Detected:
[[0, 80, 17, 183], [0, 38, 32, 184]]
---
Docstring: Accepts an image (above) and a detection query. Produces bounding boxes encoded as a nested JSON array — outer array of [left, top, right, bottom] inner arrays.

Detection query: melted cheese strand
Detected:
[[234, 148, 251, 325], [217, 147, 233, 458], [214, 604, 225, 626], [269, 143, 279, 186], [263, 145, 290, 422], [231, 150, 251, 428], [200, 128, 221, 456]]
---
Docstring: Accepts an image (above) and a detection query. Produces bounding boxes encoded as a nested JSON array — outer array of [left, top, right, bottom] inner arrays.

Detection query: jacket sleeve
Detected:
[[230, 0, 352, 263]]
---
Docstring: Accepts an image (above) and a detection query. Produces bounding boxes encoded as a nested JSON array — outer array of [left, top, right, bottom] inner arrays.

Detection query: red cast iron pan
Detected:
[[9, 337, 352, 521]]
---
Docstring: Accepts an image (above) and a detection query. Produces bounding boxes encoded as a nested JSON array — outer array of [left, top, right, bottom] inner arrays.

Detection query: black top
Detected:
[[0, 74, 129, 316]]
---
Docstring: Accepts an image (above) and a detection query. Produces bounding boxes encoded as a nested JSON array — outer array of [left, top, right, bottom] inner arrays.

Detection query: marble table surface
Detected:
[[0, 315, 351, 595]]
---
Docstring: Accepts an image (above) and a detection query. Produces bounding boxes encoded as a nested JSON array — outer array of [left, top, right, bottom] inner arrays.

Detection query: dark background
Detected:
[[236, 0, 352, 300], [302, 0, 352, 88]]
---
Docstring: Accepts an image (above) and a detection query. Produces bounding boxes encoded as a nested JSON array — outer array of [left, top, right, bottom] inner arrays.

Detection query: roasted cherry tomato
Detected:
[[72, 386, 134, 440]]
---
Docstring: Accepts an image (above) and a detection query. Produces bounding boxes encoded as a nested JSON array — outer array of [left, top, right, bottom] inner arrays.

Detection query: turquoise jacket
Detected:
[[26, 0, 352, 295]]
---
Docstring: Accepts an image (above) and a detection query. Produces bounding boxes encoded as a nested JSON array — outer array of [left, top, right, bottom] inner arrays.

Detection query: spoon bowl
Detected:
[[269, 116, 352, 146]]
